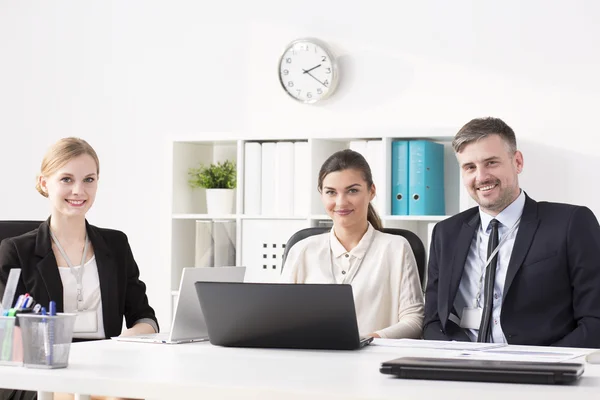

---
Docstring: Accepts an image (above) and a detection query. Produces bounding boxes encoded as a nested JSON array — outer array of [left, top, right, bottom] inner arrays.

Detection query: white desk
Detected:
[[0, 340, 599, 399]]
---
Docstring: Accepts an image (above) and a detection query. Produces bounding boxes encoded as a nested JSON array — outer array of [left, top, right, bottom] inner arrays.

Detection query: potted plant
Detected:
[[188, 160, 237, 214]]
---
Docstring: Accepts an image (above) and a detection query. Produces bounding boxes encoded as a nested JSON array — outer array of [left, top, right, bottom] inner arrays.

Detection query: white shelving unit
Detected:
[[165, 134, 474, 321]]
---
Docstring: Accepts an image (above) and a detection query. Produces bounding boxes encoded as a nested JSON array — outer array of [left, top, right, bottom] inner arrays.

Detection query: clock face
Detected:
[[278, 38, 338, 104]]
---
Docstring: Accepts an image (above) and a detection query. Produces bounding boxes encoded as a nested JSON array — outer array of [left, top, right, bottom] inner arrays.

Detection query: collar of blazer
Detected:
[[443, 192, 540, 326], [33, 216, 115, 314], [34, 216, 113, 258]]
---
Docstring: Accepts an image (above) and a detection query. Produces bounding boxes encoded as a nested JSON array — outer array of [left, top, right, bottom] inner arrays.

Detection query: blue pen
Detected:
[[48, 301, 56, 366], [40, 307, 51, 365]]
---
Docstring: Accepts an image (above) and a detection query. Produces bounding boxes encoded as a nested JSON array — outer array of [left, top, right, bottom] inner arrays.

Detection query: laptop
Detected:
[[194, 282, 374, 350], [113, 267, 246, 344], [380, 357, 585, 385]]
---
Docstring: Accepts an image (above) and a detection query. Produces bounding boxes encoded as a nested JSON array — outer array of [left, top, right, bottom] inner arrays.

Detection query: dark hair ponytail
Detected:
[[318, 149, 383, 232], [367, 203, 383, 231]]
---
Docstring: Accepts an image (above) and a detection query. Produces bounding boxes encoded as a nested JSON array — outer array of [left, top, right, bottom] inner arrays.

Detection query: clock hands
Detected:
[[302, 64, 327, 87], [302, 64, 321, 74], [303, 71, 328, 88]]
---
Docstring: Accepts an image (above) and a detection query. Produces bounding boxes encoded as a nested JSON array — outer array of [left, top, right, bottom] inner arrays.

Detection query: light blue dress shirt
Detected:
[[454, 190, 525, 342]]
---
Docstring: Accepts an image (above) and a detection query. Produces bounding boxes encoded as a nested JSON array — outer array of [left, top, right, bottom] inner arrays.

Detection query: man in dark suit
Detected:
[[423, 117, 600, 348]]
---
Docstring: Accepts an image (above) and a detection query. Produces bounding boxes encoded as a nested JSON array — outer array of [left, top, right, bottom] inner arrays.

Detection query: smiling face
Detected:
[[456, 134, 523, 216], [39, 154, 99, 220], [320, 168, 375, 230]]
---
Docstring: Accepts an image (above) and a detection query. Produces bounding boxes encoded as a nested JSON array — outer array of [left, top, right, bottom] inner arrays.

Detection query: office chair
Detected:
[[281, 226, 427, 289], [0, 220, 43, 244]]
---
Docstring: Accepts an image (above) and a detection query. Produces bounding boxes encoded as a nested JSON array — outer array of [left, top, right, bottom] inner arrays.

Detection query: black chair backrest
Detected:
[[281, 226, 427, 289], [0, 220, 43, 244]]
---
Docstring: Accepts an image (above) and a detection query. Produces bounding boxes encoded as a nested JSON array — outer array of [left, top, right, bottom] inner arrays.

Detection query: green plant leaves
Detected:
[[188, 160, 237, 189]]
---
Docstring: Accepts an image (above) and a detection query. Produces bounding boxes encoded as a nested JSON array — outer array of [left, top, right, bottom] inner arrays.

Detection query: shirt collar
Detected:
[[330, 222, 375, 259], [479, 189, 525, 232]]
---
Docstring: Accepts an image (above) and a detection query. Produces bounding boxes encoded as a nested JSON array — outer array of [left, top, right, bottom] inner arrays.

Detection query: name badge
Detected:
[[74, 310, 98, 333], [460, 307, 482, 329]]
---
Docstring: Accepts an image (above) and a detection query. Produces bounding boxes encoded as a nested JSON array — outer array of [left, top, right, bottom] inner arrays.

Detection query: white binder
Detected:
[[194, 221, 213, 268], [261, 142, 277, 215], [293, 141, 309, 217], [213, 220, 236, 268], [244, 142, 262, 215], [275, 142, 295, 216]]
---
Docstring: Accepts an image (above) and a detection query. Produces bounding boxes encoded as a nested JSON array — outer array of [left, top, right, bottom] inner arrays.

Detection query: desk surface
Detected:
[[1, 340, 599, 399]]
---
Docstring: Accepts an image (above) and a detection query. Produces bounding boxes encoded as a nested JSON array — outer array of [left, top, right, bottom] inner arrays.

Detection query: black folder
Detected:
[[380, 357, 584, 385]]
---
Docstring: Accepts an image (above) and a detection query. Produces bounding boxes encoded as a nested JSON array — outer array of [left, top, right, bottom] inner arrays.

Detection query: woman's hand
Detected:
[[369, 332, 381, 338], [119, 322, 156, 337]]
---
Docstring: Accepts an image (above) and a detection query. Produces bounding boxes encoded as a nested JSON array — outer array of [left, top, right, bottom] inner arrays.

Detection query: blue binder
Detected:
[[391, 141, 409, 215], [408, 140, 445, 215]]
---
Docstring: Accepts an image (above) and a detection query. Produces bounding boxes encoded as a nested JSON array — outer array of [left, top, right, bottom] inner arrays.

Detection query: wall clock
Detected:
[[278, 38, 339, 104]]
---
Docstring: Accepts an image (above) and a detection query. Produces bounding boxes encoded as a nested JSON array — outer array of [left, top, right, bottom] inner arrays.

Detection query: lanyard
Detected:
[[474, 217, 521, 308], [329, 229, 376, 285], [50, 229, 89, 311]]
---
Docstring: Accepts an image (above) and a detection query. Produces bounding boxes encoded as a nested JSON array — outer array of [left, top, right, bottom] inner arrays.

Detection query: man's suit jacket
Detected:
[[423, 194, 600, 348], [0, 219, 158, 339]]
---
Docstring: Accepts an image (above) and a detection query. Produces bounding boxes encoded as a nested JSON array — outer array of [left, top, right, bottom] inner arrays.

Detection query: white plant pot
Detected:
[[206, 189, 235, 215]]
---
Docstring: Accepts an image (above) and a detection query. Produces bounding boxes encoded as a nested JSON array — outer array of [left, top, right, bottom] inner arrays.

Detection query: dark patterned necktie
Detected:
[[477, 219, 500, 342]]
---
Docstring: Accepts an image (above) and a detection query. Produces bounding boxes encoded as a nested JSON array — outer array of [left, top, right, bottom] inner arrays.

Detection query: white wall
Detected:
[[2, 0, 600, 326]]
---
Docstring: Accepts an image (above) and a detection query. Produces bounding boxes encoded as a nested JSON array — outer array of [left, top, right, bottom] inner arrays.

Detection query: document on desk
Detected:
[[371, 339, 506, 351], [454, 347, 592, 363], [372, 339, 592, 362]]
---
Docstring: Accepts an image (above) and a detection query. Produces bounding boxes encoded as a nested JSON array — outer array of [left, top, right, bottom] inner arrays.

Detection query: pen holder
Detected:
[[18, 313, 76, 369], [0, 316, 23, 366]]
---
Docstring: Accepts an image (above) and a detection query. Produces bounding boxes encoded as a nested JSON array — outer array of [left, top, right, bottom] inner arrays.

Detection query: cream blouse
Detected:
[[281, 223, 424, 338]]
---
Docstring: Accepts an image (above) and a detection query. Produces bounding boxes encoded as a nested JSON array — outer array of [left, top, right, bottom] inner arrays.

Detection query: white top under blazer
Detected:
[[58, 255, 106, 339], [281, 223, 424, 338]]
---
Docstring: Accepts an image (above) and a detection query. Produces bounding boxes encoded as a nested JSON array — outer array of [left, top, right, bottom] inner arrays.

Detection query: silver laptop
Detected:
[[112, 266, 246, 344]]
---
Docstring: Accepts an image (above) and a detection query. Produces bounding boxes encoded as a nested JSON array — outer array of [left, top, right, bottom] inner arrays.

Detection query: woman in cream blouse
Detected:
[[281, 149, 424, 339]]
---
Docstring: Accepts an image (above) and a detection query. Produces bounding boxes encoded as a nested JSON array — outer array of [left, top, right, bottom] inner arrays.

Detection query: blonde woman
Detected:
[[0, 137, 157, 400]]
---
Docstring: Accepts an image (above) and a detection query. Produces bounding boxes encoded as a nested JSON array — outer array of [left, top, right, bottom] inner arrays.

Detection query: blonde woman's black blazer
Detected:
[[0, 219, 158, 338]]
